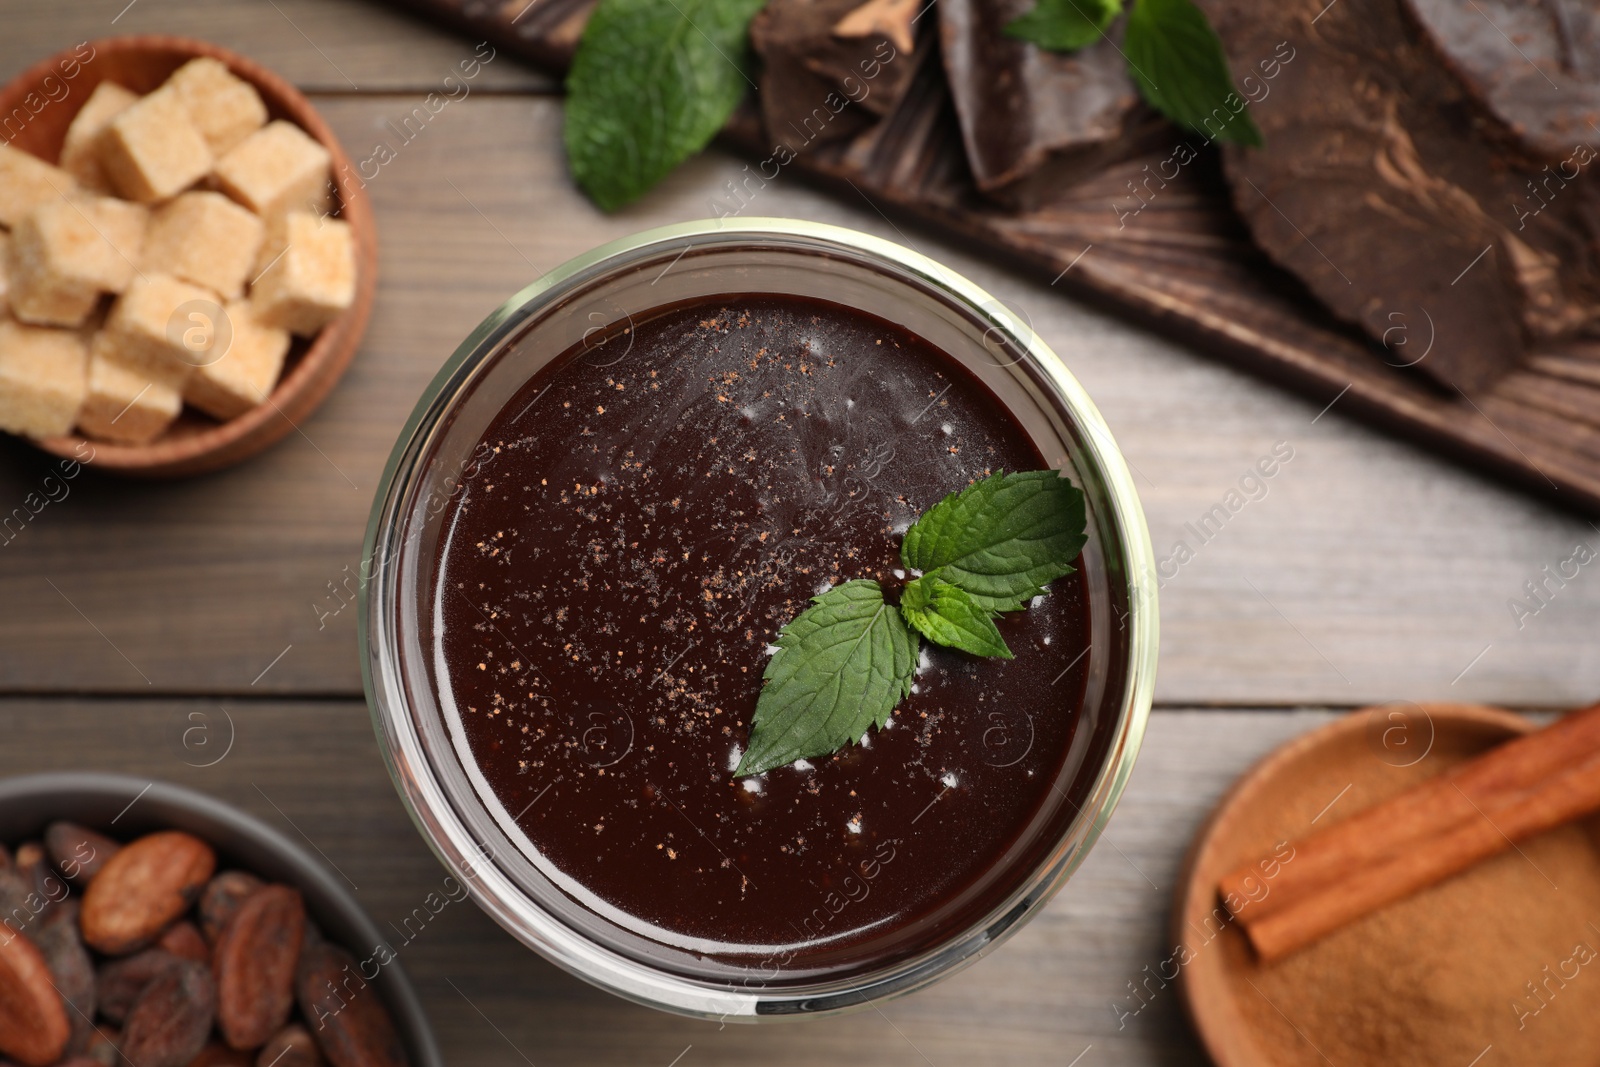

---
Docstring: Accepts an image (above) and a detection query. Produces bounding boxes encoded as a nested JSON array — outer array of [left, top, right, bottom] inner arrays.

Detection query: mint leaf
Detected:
[[1005, 0, 1123, 52], [901, 470, 1087, 613], [1123, 0, 1261, 146], [736, 580, 919, 777], [900, 575, 1013, 659], [736, 470, 1086, 779], [564, 0, 765, 212]]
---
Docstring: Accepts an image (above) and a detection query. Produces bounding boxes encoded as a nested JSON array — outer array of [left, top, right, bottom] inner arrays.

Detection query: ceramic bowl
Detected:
[[0, 771, 441, 1064]]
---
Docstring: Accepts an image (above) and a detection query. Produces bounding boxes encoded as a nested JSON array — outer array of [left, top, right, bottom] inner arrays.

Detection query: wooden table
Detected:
[[3, 3, 1598, 1063]]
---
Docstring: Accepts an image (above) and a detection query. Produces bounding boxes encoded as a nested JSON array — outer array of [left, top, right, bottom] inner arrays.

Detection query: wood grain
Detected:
[[0, 699, 1330, 1066], [0, 0, 555, 92], [0, 95, 1594, 705]]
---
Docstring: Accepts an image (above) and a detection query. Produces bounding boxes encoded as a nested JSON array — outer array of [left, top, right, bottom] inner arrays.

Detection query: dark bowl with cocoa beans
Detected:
[[0, 773, 442, 1067]]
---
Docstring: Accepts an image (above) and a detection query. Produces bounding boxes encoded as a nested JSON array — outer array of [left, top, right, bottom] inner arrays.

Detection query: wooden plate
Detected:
[[0, 36, 378, 477], [1175, 703, 1600, 1066]]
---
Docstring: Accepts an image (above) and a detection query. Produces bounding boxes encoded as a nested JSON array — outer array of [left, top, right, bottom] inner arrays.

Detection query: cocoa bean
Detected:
[[215, 885, 305, 1050], [121, 959, 215, 1067], [0, 921, 70, 1067], [84, 1026, 122, 1067], [186, 1045, 253, 1067], [295, 943, 407, 1067], [198, 872, 264, 946], [32, 901, 94, 1053], [13, 844, 64, 921], [255, 1025, 322, 1067], [154, 921, 208, 964], [44, 823, 121, 887], [96, 949, 182, 1026], [0, 868, 48, 938], [81, 833, 215, 955]]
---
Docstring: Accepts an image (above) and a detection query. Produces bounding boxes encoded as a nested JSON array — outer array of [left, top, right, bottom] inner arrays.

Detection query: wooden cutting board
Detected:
[[385, 0, 1600, 515]]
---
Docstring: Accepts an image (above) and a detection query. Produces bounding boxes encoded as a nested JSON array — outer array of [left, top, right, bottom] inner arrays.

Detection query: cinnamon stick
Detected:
[[1220, 703, 1600, 961]]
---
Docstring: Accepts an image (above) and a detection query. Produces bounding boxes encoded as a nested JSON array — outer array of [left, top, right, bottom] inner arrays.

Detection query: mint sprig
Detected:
[[1004, 0, 1122, 51], [735, 581, 919, 778], [1006, 0, 1262, 147], [1123, 0, 1260, 146], [900, 574, 1013, 659], [564, 0, 767, 212], [736, 470, 1086, 777], [901, 468, 1087, 613]]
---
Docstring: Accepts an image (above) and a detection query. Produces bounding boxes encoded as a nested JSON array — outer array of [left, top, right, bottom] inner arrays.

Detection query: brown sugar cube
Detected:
[[164, 57, 267, 156], [60, 81, 140, 192], [251, 213, 354, 336], [76, 331, 183, 443], [0, 144, 77, 228], [7, 243, 97, 328], [214, 120, 330, 218], [82, 196, 151, 275], [27, 196, 146, 284], [142, 191, 263, 299], [99, 88, 213, 203], [254, 181, 334, 275], [104, 271, 220, 379], [184, 299, 290, 419], [8, 197, 149, 326], [0, 319, 88, 437]]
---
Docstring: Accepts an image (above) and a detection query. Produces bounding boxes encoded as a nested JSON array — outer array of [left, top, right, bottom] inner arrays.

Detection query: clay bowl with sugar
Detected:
[[1176, 703, 1600, 1066], [0, 35, 376, 477]]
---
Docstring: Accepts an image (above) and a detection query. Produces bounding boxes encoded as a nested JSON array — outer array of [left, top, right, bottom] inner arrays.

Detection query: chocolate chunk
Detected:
[[1404, 0, 1600, 163], [751, 0, 918, 154], [1204, 0, 1600, 394], [939, 0, 1167, 207]]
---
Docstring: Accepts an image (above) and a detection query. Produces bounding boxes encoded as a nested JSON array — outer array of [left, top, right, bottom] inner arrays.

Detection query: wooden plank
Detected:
[[0, 0, 554, 92], [0, 95, 1595, 705], [0, 699, 1341, 1065]]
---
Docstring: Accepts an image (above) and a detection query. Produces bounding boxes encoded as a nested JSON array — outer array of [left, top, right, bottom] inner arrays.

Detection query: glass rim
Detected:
[[360, 217, 1159, 1019]]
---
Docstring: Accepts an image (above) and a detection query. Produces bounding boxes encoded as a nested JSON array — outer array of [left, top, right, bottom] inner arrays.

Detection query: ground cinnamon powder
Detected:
[[1230, 767, 1600, 1063]]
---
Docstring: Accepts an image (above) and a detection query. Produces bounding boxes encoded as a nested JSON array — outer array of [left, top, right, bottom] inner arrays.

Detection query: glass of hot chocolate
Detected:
[[361, 218, 1157, 1018]]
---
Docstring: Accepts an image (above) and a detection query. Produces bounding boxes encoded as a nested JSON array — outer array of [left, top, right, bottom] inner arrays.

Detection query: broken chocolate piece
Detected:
[[1204, 0, 1600, 394], [939, 0, 1168, 208], [839, 29, 972, 196], [751, 0, 918, 154], [1403, 0, 1600, 163], [835, 0, 917, 53]]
